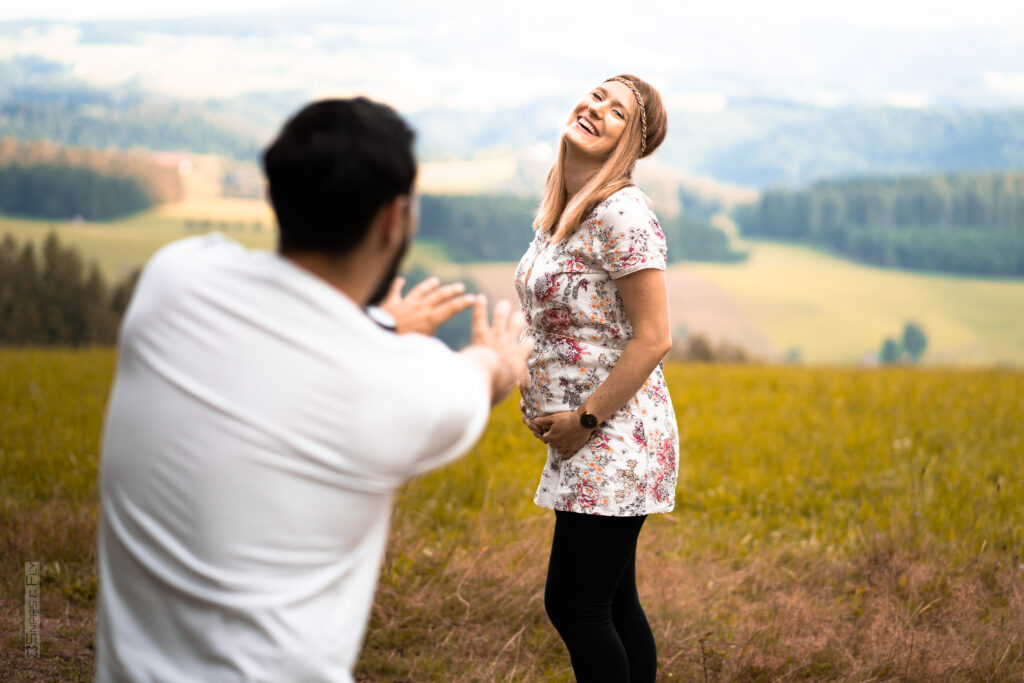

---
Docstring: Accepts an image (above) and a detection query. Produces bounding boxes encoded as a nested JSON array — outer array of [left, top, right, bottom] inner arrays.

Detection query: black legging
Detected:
[[544, 510, 657, 682]]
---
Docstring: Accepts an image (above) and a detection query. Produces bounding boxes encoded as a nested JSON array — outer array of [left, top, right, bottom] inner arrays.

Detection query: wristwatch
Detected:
[[577, 405, 599, 430]]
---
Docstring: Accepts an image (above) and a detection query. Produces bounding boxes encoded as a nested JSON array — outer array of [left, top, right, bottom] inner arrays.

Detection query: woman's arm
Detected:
[[533, 268, 672, 457]]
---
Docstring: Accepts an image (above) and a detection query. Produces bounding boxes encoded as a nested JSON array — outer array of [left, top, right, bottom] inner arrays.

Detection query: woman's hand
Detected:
[[520, 398, 546, 441], [534, 411, 592, 459]]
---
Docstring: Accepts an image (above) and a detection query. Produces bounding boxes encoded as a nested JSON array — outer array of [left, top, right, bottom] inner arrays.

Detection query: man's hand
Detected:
[[464, 296, 532, 406], [534, 411, 592, 459], [379, 276, 476, 336]]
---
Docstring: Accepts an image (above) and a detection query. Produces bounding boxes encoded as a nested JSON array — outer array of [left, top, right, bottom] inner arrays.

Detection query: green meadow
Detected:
[[687, 240, 1024, 365], [0, 203, 448, 284], [0, 203, 276, 283], [1, 350, 1022, 680]]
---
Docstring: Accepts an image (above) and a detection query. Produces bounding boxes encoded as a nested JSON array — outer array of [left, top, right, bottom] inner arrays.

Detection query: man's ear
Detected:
[[379, 195, 409, 249]]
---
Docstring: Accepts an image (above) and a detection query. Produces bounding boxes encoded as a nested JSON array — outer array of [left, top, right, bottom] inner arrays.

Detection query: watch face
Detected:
[[580, 412, 598, 429]]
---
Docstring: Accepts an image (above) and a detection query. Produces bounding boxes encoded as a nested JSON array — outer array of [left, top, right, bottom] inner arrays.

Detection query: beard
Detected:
[[365, 235, 410, 307]]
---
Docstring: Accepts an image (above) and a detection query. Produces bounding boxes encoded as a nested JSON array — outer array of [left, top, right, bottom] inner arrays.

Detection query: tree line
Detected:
[[0, 138, 184, 221], [418, 192, 745, 263], [0, 231, 481, 349], [735, 173, 1024, 276], [0, 232, 137, 346], [1, 96, 263, 160]]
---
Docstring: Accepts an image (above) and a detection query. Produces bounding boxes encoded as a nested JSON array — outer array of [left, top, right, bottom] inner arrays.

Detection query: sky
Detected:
[[2, 0, 1023, 29], [2, 0, 1024, 111]]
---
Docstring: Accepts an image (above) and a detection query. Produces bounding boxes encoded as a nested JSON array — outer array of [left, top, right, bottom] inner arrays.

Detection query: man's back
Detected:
[[95, 234, 489, 681]]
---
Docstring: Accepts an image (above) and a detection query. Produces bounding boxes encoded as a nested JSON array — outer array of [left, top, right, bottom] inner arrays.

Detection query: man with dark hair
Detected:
[[94, 98, 530, 681]]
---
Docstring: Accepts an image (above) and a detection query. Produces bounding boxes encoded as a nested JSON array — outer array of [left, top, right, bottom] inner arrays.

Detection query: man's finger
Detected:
[[470, 294, 489, 345], [507, 310, 527, 337], [407, 276, 441, 300], [436, 294, 475, 323], [492, 299, 511, 334], [427, 281, 465, 304], [382, 277, 405, 306]]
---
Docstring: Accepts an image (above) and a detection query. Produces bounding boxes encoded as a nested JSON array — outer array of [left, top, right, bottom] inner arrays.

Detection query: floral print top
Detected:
[[515, 186, 679, 517]]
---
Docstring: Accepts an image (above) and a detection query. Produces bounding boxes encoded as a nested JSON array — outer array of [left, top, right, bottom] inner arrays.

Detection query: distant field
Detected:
[[3, 201, 1023, 366], [0, 203, 274, 281], [2, 351, 1022, 680], [687, 241, 1024, 365], [450, 244, 1024, 366], [0, 199, 444, 283]]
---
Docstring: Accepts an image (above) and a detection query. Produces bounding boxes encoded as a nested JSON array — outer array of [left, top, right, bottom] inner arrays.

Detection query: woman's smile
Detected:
[[576, 116, 599, 137]]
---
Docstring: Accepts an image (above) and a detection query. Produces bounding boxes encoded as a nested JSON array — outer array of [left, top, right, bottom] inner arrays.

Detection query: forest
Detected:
[[418, 192, 745, 263], [735, 172, 1024, 276], [0, 139, 184, 221], [0, 232, 137, 346], [0, 93, 263, 160]]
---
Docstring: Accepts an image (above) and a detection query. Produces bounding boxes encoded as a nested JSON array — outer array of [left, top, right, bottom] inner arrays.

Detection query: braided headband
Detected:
[[605, 76, 647, 156]]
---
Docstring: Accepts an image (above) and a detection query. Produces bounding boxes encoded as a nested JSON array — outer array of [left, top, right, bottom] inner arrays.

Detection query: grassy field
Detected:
[[3, 194, 1024, 367], [687, 241, 1024, 366], [0, 201, 449, 285], [1, 349, 1022, 680]]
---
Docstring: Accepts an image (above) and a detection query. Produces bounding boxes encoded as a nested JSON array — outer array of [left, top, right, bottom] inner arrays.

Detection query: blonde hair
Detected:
[[534, 74, 667, 242]]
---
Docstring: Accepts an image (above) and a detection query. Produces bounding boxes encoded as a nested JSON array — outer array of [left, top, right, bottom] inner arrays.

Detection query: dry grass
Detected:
[[358, 503, 1024, 682], [1, 351, 1022, 681]]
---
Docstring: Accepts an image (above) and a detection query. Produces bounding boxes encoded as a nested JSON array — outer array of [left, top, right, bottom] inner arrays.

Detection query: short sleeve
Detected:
[[592, 189, 668, 279], [362, 332, 492, 482]]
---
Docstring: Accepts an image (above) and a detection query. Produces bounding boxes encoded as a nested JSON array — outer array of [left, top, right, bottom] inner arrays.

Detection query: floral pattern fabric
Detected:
[[515, 186, 679, 517]]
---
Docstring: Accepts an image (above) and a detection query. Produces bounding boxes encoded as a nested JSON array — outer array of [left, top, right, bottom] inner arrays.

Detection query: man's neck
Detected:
[[283, 251, 372, 306]]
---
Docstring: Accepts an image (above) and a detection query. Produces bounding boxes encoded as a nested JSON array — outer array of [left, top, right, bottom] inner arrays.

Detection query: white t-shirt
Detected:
[[95, 234, 490, 682]]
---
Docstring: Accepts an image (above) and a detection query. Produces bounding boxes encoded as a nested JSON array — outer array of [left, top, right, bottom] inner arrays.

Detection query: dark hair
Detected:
[[263, 98, 416, 254]]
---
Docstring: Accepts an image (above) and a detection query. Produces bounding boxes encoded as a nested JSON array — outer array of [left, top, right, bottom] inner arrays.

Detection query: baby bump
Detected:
[[522, 333, 615, 418]]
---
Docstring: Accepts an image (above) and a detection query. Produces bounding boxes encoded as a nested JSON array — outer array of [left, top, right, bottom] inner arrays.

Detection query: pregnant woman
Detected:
[[515, 75, 678, 682]]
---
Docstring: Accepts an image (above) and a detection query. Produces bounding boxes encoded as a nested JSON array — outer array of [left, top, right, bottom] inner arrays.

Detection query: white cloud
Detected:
[[664, 92, 729, 114], [0, 0, 316, 21], [985, 71, 1024, 96], [879, 91, 932, 109], [3, 2, 1024, 109], [786, 90, 850, 108]]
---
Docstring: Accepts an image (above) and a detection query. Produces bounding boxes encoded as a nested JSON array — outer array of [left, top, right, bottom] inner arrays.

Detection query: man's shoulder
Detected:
[[147, 233, 240, 273]]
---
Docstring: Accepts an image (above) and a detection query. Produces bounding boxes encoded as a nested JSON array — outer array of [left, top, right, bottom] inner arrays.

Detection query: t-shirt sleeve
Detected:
[[593, 191, 668, 279], [366, 333, 492, 482], [407, 347, 492, 477]]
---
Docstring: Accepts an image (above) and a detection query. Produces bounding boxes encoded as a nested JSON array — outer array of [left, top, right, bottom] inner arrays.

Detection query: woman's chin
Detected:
[[563, 131, 603, 157]]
